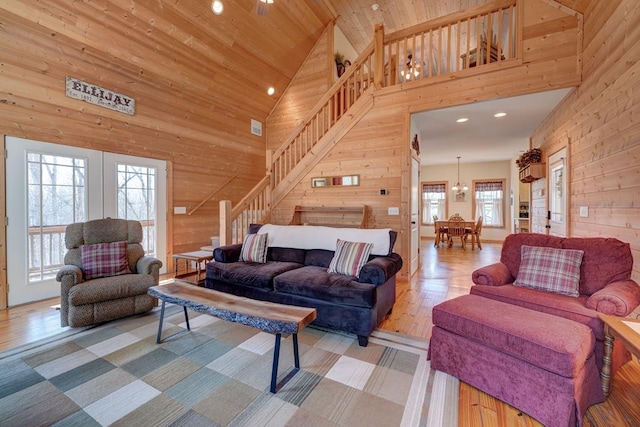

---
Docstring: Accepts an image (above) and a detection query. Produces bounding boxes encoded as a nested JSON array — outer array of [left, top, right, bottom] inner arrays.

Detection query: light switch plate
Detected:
[[388, 207, 400, 215], [174, 206, 187, 214], [579, 206, 588, 218]]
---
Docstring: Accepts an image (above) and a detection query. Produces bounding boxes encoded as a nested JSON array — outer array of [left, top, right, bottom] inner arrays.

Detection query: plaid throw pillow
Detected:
[[239, 233, 268, 263], [514, 245, 584, 297], [81, 241, 131, 280], [328, 239, 374, 278]]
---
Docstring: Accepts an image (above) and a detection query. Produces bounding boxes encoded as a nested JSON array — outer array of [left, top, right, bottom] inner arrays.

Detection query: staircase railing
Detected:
[[219, 175, 271, 245], [271, 42, 376, 189], [220, 0, 518, 245]]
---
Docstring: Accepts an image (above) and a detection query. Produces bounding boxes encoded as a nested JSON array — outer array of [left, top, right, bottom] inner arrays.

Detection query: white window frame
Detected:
[[472, 179, 506, 228], [421, 181, 448, 225]]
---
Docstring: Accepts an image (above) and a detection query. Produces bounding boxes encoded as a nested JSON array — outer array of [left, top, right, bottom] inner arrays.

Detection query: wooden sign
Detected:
[[65, 76, 135, 115]]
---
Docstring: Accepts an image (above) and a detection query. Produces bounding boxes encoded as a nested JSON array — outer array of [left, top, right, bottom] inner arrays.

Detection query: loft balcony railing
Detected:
[[219, 0, 518, 244], [380, 0, 517, 85]]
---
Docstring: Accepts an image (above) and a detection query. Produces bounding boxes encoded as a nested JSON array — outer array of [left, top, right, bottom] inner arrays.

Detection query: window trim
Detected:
[[421, 180, 448, 225], [471, 178, 506, 229]]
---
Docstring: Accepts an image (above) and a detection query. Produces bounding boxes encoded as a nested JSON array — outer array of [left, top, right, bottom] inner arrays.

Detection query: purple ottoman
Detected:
[[428, 294, 604, 427]]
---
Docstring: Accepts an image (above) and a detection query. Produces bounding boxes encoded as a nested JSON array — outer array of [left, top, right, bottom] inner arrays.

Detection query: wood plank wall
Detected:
[[0, 1, 290, 272], [270, 0, 582, 277], [266, 24, 333, 152], [531, 0, 640, 282]]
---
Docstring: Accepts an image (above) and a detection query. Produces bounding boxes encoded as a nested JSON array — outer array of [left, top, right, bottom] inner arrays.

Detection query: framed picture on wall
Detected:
[[454, 191, 466, 202]]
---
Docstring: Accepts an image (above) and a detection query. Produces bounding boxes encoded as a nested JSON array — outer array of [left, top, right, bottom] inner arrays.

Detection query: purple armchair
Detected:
[[471, 233, 640, 379]]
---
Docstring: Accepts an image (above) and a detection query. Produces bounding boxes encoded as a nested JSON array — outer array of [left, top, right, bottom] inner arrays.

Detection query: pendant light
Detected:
[[452, 156, 468, 192]]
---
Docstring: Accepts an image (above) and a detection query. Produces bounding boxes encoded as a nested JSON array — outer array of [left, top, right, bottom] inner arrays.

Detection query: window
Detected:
[[116, 163, 157, 257], [422, 181, 447, 224], [27, 152, 87, 282], [473, 179, 505, 227]]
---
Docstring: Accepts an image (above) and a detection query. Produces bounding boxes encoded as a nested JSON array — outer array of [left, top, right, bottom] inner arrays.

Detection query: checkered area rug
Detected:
[[0, 305, 458, 426]]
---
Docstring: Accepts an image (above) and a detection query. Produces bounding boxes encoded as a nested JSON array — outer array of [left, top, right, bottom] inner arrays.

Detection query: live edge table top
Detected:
[[148, 281, 317, 335]]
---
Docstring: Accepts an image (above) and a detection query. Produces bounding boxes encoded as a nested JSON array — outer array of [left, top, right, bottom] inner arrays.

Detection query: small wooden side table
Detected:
[[173, 250, 213, 285], [598, 314, 640, 397]]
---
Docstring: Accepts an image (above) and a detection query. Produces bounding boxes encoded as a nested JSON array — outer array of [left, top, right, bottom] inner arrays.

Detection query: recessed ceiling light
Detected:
[[371, 4, 379, 11], [456, 117, 469, 123], [267, 87, 275, 96], [211, 0, 224, 15], [494, 112, 507, 117]]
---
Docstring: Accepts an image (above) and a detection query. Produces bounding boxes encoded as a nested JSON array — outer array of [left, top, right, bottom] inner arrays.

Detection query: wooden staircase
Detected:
[[220, 0, 519, 245]]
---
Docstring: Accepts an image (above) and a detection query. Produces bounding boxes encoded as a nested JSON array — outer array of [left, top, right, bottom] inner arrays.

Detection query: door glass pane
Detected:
[[117, 163, 157, 257], [27, 152, 87, 283], [550, 163, 564, 223]]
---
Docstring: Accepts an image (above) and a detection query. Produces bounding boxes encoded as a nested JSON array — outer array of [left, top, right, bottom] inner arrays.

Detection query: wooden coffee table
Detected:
[[148, 281, 317, 393], [598, 314, 640, 397]]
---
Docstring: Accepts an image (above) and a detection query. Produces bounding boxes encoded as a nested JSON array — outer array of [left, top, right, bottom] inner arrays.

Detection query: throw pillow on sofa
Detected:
[[328, 239, 373, 278], [239, 232, 268, 263], [81, 241, 131, 279], [514, 245, 584, 297]]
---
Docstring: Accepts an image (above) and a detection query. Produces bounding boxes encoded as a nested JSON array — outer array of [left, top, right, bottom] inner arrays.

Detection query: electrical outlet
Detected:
[[388, 207, 399, 215], [174, 206, 187, 214], [579, 206, 588, 218]]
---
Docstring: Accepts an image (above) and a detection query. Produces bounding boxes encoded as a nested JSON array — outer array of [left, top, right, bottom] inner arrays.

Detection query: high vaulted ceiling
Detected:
[[193, 0, 589, 112]]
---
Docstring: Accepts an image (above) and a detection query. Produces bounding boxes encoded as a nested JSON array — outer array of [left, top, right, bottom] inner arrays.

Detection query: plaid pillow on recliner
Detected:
[[81, 241, 132, 279]]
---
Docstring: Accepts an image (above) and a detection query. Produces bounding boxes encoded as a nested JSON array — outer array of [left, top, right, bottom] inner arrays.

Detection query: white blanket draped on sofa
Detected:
[[257, 224, 392, 256]]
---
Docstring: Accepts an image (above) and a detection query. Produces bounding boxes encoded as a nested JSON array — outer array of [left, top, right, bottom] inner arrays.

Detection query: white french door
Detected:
[[547, 148, 568, 237], [6, 136, 166, 306], [103, 153, 167, 259], [410, 156, 420, 276]]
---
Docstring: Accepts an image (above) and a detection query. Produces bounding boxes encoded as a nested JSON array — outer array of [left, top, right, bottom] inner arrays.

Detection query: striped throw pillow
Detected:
[[328, 239, 374, 278], [514, 245, 584, 297], [239, 233, 268, 263], [81, 241, 131, 280]]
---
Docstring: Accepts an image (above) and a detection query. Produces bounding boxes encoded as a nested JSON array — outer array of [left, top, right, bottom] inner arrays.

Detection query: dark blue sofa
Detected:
[[204, 225, 402, 346]]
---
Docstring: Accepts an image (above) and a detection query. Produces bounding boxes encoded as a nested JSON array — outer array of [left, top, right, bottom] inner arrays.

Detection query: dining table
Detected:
[[434, 220, 478, 249]]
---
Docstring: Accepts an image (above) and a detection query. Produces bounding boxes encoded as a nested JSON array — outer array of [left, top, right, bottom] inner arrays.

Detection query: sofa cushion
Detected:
[[514, 245, 583, 297], [267, 247, 307, 264], [328, 239, 373, 278], [562, 237, 633, 295], [470, 284, 604, 340], [206, 260, 303, 290], [432, 294, 595, 378], [274, 266, 376, 308], [81, 241, 132, 280], [304, 249, 335, 268], [239, 233, 268, 263]]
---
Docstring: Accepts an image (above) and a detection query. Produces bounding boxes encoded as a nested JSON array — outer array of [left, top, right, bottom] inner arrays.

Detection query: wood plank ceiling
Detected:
[[1, 0, 591, 130]]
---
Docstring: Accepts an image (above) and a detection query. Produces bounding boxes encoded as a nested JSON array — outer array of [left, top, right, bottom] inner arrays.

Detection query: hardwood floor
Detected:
[[1, 240, 639, 425]]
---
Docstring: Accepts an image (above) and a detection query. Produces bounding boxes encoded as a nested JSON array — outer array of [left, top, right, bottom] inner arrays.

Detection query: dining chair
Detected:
[[433, 215, 448, 247], [447, 215, 467, 249], [464, 216, 483, 250]]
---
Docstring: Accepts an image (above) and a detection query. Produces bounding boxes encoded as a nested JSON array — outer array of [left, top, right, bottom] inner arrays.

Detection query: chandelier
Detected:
[[452, 157, 468, 192], [257, 0, 274, 15], [400, 54, 422, 80]]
